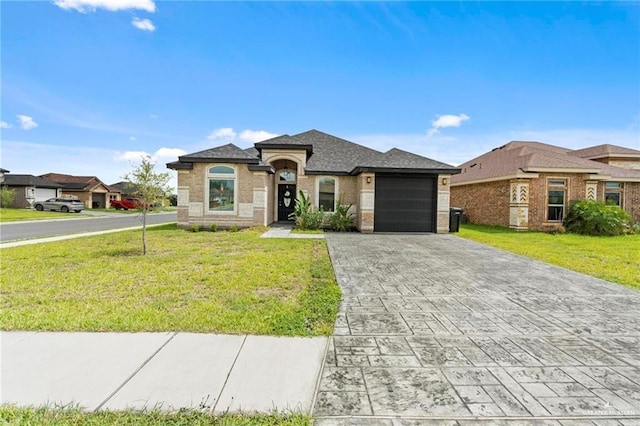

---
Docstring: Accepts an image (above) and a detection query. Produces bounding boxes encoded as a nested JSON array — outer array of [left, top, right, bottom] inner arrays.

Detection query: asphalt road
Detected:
[[0, 212, 177, 242]]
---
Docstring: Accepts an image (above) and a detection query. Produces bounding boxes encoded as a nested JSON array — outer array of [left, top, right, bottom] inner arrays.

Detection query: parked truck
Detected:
[[110, 197, 152, 210]]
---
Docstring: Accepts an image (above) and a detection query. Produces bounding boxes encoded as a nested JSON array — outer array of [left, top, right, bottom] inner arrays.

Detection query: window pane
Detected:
[[318, 177, 335, 212], [549, 180, 565, 186], [605, 192, 621, 206], [209, 179, 235, 211], [279, 170, 296, 182], [605, 182, 621, 189], [548, 206, 564, 221], [548, 190, 565, 205], [209, 166, 234, 174]]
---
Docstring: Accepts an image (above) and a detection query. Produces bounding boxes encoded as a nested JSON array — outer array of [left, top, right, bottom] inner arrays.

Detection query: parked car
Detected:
[[110, 197, 152, 210], [34, 198, 84, 213]]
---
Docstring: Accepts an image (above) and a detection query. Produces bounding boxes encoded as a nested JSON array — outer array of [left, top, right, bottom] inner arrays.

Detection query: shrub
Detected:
[[328, 200, 354, 232], [289, 190, 324, 230], [190, 224, 201, 233], [210, 223, 218, 232], [229, 224, 239, 232], [0, 186, 16, 208], [564, 200, 632, 236]]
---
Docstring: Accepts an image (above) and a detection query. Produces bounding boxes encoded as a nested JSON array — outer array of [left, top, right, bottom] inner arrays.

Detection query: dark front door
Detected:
[[278, 184, 296, 221]]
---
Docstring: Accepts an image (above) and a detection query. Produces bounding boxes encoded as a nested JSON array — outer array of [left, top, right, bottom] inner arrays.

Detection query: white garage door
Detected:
[[34, 188, 57, 201]]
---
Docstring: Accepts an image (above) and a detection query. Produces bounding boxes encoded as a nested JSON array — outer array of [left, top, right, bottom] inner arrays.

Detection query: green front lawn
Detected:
[[0, 225, 341, 335], [0, 406, 309, 425], [0, 208, 77, 222], [458, 224, 640, 290]]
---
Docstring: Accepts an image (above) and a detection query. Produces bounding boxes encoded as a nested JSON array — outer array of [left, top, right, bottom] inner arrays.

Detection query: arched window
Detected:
[[318, 177, 336, 212], [207, 165, 236, 212]]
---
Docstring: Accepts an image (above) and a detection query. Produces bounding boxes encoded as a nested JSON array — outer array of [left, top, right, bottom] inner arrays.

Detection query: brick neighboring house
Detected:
[[40, 173, 121, 209], [2, 174, 63, 208], [168, 129, 461, 233], [450, 141, 640, 231]]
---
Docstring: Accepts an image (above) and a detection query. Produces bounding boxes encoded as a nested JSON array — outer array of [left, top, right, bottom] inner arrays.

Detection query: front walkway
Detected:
[[314, 234, 640, 424]]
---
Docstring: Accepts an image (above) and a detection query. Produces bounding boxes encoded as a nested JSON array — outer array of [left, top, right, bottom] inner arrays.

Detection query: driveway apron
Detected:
[[314, 234, 640, 424]]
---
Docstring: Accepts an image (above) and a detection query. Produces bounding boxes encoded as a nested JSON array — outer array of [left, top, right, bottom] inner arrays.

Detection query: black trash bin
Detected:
[[449, 207, 464, 232]]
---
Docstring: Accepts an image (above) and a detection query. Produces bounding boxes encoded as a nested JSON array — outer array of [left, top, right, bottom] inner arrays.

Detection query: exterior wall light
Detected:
[[366, 176, 372, 184], [442, 177, 448, 185]]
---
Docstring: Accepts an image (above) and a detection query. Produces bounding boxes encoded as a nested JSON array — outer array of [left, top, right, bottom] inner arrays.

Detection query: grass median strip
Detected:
[[0, 225, 341, 335], [458, 224, 640, 290], [0, 405, 310, 425]]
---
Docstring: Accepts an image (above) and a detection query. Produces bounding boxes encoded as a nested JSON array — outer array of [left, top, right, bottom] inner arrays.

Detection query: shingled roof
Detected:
[[569, 143, 640, 160], [452, 141, 640, 184], [178, 143, 260, 163], [4, 174, 62, 188], [40, 173, 113, 191], [168, 129, 460, 175]]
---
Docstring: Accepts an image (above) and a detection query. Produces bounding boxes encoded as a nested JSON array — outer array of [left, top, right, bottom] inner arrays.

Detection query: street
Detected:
[[0, 212, 177, 242]]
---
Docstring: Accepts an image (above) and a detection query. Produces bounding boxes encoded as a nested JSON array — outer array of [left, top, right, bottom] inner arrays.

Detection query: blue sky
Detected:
[[2, 1, 639, 188]]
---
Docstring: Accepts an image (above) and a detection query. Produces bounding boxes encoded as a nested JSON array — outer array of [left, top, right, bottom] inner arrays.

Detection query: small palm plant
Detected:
[[289, 190, 324, 230]]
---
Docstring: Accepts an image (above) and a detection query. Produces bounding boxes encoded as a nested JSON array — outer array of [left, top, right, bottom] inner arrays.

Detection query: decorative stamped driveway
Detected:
[[314, 234, 640, 424]]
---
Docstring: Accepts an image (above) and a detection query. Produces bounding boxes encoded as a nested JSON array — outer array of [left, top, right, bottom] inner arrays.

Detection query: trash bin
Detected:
[[449, 207, 464, 233]]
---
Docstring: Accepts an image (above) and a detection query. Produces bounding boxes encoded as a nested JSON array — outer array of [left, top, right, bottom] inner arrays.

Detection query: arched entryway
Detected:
[[270, 158, 298, 222]]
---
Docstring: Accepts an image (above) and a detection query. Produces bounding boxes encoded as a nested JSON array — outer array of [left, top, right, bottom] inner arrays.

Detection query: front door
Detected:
[[278, 184, 296, 221]]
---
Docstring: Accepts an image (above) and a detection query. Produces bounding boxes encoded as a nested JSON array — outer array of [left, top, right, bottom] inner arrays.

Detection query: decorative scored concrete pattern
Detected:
[[313, 234, 640, 424]]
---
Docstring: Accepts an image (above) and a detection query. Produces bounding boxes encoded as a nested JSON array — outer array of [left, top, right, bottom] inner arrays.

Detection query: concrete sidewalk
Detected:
[[1, 332, 327, 413]]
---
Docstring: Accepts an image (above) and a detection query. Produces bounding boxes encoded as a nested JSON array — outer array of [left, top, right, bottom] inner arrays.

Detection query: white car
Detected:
[[34, 198, 84, 213]]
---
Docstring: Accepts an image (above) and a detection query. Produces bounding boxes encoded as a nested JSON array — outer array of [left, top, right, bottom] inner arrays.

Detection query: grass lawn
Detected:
[[0, 405, 309, 425], [458, 224, 640, 290], [0, 208, 77, 222], [0, 225, 341, 335]]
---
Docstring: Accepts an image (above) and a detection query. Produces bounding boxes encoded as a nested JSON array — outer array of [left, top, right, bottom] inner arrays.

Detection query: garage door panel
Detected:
[[374, 174, 436, 232], [34, 188, 57, 202]]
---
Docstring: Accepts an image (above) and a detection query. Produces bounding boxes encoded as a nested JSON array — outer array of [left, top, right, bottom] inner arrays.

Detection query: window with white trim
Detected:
[[207, 165, 235, 212], [604, 182, 623, 207], [318, 177, 336, 212], [547, 179, 566, 222]]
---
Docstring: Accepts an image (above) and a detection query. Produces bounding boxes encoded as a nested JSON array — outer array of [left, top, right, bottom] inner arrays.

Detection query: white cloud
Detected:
[[115, 147, 186, 162], [208, 127, 237, 141], [53, 0, 155, 13], [0, 121, 12, 129], [154, 147, 187, 159], [239, 129, 279, 143], [132, 17, 155, 32], [129, 136, 137, 141], [115, 150, 148, 162], [428, 113, 470, 137], [17, 115, 38, 130]]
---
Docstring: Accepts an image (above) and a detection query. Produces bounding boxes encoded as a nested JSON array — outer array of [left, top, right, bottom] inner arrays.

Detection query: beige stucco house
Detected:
[[168, 130, 461, 233]]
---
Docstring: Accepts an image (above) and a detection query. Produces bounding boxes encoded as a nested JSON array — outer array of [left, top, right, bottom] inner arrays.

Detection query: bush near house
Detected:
[[289, 190, 324, 230], [564, 200, 633, 236], [328, 201, 354, 232], [0, 187, 16, 207]]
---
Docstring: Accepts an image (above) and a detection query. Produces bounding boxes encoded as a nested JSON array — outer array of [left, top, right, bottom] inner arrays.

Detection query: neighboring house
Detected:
[[0, 168, 9, 184], [450, 141, 640, 231], [2, 174, 63, 208], [109, 181, 140, 197], [40, 173, 121, 209], [168, 129, 460, 232]]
